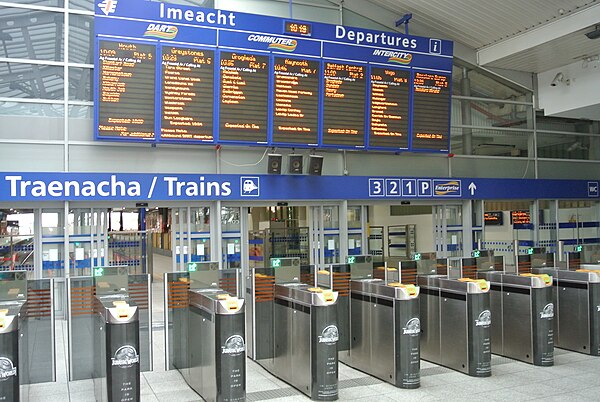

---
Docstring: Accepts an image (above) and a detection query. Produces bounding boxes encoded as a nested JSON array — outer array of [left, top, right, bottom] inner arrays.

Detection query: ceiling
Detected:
[[363, 0, 600, 73]]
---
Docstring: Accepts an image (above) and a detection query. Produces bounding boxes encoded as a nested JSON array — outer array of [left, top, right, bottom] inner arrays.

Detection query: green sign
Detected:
[[576, 245, 583, 252], [93, 267, 104, 277], [527, 247, 534, 255], [347, 256, 356, 264], [188, 262, 197, 272], [414, 253, 421, 261], [271, 258, 282, 268], [472, 250, 481, 258]]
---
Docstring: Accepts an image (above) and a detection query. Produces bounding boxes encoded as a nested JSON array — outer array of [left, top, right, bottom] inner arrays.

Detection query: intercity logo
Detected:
[[144, 24, 179, 40], [434, 180, 461, 196], [372, 49, 412, 65], [247, 35, 297, 52], [97, 0, 117, 16]]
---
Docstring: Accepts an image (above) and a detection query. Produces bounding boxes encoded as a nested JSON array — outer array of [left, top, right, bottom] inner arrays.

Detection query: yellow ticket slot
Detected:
[[113, 301, 131, 319], [0, 309, 7, 329], [520, 273, 552, 285], [387, 282, 418, 296], [458, 278, 489, 291], [322, 290, 335, 303]]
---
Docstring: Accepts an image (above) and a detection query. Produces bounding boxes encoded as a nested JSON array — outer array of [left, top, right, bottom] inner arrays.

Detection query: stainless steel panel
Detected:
[[556, 282, 590, 353], [489, 284, 503, 355], [349, 295, 370, 368], [370, 301, 395, 381], [273, 302, 293, 381], [440, 295, 468, 373], [292, 308, 311, 394], [419, 285, 440, 363], [502, 290, 533, 363]]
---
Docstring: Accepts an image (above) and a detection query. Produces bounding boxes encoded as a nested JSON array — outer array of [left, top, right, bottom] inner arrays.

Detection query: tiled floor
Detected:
[[24, 255, 600, 401]]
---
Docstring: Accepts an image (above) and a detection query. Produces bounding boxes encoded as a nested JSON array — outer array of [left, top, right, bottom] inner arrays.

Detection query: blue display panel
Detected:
[[94, 0, 453, 152]]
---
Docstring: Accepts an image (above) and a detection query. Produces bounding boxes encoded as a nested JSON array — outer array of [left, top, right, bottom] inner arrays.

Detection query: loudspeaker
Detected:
[[267, 154, 282, 174], [308, 155, 323, 176], [288, 154, 303, 174]]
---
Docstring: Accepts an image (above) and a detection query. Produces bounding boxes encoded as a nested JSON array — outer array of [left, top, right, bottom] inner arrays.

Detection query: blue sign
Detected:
[[0, 173, 596, 201], [94, 0, 453, 153], [588, 181, 599, 197]]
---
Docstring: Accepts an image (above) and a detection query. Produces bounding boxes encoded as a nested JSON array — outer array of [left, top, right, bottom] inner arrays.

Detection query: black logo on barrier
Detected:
[[111, 345, 140, 368], [475, 310, 491, 327], [221, 335, 245, 355], [402, 317, 420, 335], [540, 303, 554, 319], [318, 325, 339, 344], [0, 357, 16, 380]]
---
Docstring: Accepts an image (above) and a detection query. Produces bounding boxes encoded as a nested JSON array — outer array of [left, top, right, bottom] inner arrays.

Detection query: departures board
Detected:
[[94, 0, 453, 152]]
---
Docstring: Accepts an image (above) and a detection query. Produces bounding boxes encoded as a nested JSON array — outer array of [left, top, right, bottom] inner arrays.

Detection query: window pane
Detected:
[[0, 7, 64, 61], [0, 62, 64, 99], [4, 0, 63, 7], [69, 14, 93, 64], [0, 107, 64, 140], [69, 67, 92, 101]]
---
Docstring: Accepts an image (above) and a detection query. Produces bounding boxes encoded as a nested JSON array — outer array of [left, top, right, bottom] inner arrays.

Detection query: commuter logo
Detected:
[[475, 310, 491, 327], [318, 325, 339, 344], [0, 357, 16, 380], [111, 345, 140, 368], [247, 35, 297, 52], [540, 303, 554, 319], [221, 335, 246, 356], [402, 317, 420, 335], [97, 0, 118, 16], [240, 177, 260, 197]]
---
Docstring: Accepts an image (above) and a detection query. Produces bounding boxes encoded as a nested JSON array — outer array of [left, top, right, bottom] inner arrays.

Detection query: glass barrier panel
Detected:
[[21, 278, 55, 384], [128, 274, 152, 372], [67, 276, 95, 381]]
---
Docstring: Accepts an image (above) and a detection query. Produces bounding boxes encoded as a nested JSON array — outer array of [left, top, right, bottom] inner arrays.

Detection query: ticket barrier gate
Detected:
[[247, 258, 339, 401], [67, 267, 152, 401], [164, 262, 245, 401], [467, 254, 554, 366], [532, 251, 600, 356], [0, 271, 55, 401], [333, 256, 420, 388], [405, 256, 492, 377], [92, 267, 141, 402]]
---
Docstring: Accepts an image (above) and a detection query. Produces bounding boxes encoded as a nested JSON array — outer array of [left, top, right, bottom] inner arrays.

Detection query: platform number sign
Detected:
[[418, 179, 432, 196], [369, 179, 385, 197], [386, 179, 401, 197], [402, 179, 417, 196]]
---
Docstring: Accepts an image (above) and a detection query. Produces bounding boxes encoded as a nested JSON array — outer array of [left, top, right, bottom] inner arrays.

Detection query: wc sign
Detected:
[[588, 182, 599, 197]]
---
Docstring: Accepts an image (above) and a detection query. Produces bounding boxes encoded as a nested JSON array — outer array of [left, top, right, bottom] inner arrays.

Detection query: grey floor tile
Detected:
[[69, 390, 97, 402], [28, 382, 69, 396], [338, 386, 381, 400], [155, 388, 202, 401], [387, 388, 440, 401]]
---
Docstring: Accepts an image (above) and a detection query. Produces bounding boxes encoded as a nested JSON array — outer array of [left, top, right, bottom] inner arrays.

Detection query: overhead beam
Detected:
[[477, 3, 600, 66]]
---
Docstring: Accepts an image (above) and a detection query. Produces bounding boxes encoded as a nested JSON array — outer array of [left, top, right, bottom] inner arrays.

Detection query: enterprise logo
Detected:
[[372, 49, 413, 65], [97, 0, 117, 16], [248, 35, 297, 52], [144, 24, 179, 40], [434, 181, 461, 196]]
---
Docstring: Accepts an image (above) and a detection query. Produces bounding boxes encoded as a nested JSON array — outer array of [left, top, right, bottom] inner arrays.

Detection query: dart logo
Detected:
[[144, 24, 178, 40]]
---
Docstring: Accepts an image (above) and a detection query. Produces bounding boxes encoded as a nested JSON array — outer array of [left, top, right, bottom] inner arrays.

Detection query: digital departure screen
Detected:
[[161, 46, 214, 141], [272, 57, 320, 145], [95, 2, 453, 151], [411, 72, 451, 150], [322, 62, 366, 147], [219, 51, 269, 143], [97, 40, 156, 140], [368, 67, 410, 149]]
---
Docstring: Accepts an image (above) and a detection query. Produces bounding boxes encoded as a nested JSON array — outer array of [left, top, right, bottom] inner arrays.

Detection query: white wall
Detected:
[[538, 58, 600, 120]]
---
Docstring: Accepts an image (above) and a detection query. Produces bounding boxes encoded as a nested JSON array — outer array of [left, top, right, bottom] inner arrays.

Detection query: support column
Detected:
[[461, 67, 473, 155]]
